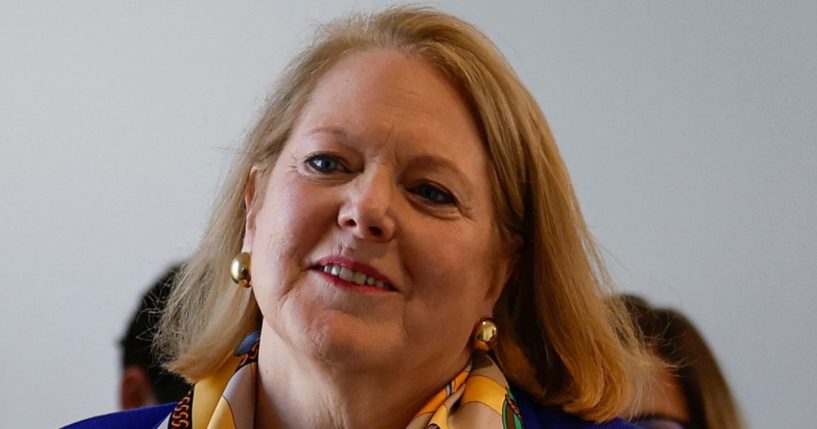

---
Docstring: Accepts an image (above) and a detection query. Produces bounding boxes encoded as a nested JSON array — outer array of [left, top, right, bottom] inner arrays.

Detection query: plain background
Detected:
[[1, 1, 815, 427]]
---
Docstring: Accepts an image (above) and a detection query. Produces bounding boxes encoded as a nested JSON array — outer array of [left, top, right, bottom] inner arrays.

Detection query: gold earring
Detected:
[[473, 318, 498, 352], [231, 252, 252, 288]]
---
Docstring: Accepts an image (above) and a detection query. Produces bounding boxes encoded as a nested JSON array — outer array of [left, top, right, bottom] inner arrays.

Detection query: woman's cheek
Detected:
[[274, 179, 329, 241]]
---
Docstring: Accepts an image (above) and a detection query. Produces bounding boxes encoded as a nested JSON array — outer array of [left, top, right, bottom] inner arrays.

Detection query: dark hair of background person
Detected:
[[120, 264, 190, 408], [620, 295, 745, 429]]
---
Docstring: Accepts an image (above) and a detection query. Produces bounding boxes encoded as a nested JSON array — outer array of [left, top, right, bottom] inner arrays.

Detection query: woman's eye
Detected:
[[305, 154, 347, 173], [414, 183, 456, 205]]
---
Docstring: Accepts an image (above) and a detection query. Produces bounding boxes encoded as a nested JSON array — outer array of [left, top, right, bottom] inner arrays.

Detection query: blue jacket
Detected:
[[63, 387, 637, 429]]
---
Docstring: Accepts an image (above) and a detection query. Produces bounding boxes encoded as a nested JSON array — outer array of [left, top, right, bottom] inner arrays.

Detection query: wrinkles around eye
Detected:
[[304, 153, 351, 174], [411, 183, 456, 205]]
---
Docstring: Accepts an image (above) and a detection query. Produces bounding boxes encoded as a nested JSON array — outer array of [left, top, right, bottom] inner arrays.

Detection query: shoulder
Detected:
[[61, 403, 175, 429], [511, 386, 638, 429]]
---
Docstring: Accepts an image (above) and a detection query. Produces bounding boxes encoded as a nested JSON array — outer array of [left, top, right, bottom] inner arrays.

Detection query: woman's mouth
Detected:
[[312, 262, 397, 292]]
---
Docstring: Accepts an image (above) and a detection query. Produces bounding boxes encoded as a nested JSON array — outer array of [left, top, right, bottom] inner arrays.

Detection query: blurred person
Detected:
[[120, 264, 190, 409], [620, 295, 745, 429]]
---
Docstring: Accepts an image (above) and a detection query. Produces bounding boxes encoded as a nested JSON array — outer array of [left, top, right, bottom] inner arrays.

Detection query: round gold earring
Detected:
[[230, 252, 252, 288], [472, 318, 498, 352]]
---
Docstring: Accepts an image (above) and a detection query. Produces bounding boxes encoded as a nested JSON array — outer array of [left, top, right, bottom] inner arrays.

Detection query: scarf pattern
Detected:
[[159, 333, 523, 429]]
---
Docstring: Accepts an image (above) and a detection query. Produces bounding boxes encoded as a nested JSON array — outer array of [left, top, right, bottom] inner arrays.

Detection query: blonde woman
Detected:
[[68, 7, 650, 429]]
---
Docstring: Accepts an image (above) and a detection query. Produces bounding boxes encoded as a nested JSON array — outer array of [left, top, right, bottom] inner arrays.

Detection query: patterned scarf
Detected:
[[157, 332, 524, 429]]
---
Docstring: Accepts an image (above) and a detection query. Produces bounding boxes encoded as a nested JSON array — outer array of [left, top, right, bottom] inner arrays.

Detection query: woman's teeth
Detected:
[[321, 264, 392, 290]]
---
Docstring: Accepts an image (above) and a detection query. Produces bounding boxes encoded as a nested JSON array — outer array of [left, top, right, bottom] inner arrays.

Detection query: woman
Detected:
[[620, 295, 745, 429], [67, 7, 650, 429]]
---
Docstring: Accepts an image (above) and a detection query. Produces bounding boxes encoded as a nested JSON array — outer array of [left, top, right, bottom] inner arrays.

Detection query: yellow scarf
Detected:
[[157, 334, 524, 429]]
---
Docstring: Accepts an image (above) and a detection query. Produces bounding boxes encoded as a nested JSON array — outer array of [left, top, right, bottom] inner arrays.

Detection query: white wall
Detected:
[[1, 1, 814, 427]]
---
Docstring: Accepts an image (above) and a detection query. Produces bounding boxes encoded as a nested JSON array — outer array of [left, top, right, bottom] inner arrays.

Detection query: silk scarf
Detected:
[[157, 332, 524, 429]]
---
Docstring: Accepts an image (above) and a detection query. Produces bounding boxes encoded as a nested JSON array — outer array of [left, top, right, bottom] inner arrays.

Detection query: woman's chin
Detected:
[[287, 307, 404, 371]]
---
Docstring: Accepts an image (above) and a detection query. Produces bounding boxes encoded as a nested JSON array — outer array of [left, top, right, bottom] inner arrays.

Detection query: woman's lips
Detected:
[[313, 269, 396, 293], [312, 256, 397, 292]]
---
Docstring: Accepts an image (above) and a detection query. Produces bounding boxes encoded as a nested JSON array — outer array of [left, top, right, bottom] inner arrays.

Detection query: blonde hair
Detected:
[[157, 6, 651, 421]]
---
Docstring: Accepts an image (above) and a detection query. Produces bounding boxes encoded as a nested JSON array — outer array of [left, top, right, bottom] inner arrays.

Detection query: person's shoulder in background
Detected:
[[61, 403, 174, 429]]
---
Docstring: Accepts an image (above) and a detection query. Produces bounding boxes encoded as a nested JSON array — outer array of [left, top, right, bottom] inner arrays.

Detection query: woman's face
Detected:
[[243, 49, 515, 379]]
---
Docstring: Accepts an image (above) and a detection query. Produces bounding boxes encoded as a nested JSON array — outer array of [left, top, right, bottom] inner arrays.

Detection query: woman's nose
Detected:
[[337, 170, 396, 241]]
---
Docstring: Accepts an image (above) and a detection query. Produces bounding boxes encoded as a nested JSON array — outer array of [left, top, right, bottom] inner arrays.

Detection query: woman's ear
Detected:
[[242, 168, 260, 253], [483, 233, 523, 314]]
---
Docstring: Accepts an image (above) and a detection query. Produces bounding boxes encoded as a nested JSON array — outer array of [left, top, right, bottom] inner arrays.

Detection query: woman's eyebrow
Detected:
[[308, 126, 359, 147], [406, 154, 473, 192]]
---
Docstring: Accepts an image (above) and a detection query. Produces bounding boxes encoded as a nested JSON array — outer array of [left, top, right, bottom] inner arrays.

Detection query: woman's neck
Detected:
[[253, 327, 465, 429]]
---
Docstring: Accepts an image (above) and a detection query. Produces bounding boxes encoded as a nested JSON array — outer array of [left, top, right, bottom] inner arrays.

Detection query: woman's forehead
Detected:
[[302, 50, 478, 136], [289, 49, 489, 173]]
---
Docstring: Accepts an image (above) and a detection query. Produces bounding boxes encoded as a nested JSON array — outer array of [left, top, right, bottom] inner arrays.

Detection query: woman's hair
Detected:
[[157, 6, 651, 421], [620, 295, 745, 429]]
